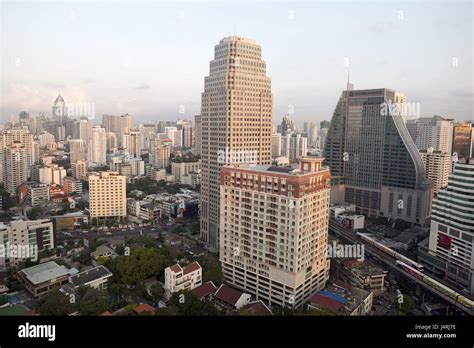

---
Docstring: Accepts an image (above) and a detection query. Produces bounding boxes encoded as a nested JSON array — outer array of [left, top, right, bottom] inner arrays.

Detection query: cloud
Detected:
[[133, 83, 151, 90]]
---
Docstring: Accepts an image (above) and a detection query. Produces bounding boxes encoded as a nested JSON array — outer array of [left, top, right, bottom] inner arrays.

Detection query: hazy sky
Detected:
[[1, 1, 472, 127]]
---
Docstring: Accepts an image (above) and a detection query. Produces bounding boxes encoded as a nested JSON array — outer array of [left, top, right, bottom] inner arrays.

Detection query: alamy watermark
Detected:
[[0, 243, 38, 261], [326, 241, 365, 261], [217, 147, 257, 166], [55, 102, 96, 120], [380, 100, 420, 120]]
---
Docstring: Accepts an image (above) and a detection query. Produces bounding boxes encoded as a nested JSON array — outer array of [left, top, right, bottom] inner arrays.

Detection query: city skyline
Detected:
[[2, 1, 472, 124]]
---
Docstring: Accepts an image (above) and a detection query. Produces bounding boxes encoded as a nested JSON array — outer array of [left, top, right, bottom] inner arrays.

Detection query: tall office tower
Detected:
[[418, 159, 474, 294], [74, 118, 93, 145], [452, 122, 474, 161], [271, 133, 282, 158], [0, 127, 36, 167], [64, 118, 77, 139], [106, 132, 118, 152], [3, 142, 28, 195], [303, 121, 317, 147], [323, 87, 432, 225], [71, 160, 87, 180], [122, 131, 141, 158], [102, 114, 133, 147], [194, 115, 202, 156], [200, 36, 273, 252], [149, 141, 170, 169], [280, 114, 296, 136], [318, 120, 330, 151], [38, 164, 66, 186], [52, 94, 66, 122], [88, 172, 126, 219], [89, 126, 107, 164], [177, 119, 193, 148], [420, 149, 450, 195], [69, 139, 86, 164], [220, 157, 331, 308], [407, 115, 453, 153], [281, 133, 308, 161]]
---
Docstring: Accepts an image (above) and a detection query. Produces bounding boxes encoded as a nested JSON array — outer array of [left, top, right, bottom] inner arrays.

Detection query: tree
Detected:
[[78, 288, 110, 315], [151, 283, 164, 300], [168, 290, 222, 316], [27, 206, 44, 219], [203, 264, 223, 285], [395, 294, 417, 315], [39, 292, 75, 316]]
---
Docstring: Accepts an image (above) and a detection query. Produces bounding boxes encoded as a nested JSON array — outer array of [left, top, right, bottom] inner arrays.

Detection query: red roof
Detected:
[[100, 311, 113, 316], [133, 303, 155, 315], [169, 264, 182, 273], [240, 301, 273, 316], [192, 281, 217, 300], [215, 284, 244, 306], [183, 261, 201, 275], [308, 294, 344, 312], [162, 138, 172, 142]]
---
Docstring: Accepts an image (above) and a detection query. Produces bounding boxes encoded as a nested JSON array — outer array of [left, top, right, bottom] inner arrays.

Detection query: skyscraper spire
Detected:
[[346, 71, 353, 91]]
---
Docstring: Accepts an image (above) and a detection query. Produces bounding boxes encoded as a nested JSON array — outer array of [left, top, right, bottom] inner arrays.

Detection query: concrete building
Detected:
[[194, 115, 202, 156], [149, 141, 170, 169], [88, 172, 126, 218], [18, 261, 70, 298], [452, 122, 473, 162], [323, 87, 432, 225], [304, 121, 317, 147], [0, 219, 55, 270], [122, 131, 141, 158], [28, 183, 50, 206], [164, 261, 202, 299], [89, 126, 107, 164], [71, 160, 87, 180], [61, 265, 112, 295], [420, 148, 450, 195], [418, 159, 474, 294], [2, 141, 28, 195], [63, 176, 83, 195], [38, 164, 66, 186], [271, 133, 282, 158], [171, 160, 201, 182], [220, 157, 331, 308], [200, 36, 273, 252], [281, 133, 308, 161], [407, 115, 453, 153], [102, 114, 133, 147], [69, 139, 86, 164]]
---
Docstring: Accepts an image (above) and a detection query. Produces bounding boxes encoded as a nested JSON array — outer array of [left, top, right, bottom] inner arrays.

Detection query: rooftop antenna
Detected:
[[346, 71, 354, 91]]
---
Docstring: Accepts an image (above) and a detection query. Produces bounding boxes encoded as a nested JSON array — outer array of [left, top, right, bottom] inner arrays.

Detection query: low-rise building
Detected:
[[214, 284, 252, 311], [91, 245, 114, 260], [60, 265, 113, 295], [28, 183, 50, 206], [18, 261, 70, 298], [63, 176, 83, 195], [164, 261, 202, 299], [171, 160, 201, 182]]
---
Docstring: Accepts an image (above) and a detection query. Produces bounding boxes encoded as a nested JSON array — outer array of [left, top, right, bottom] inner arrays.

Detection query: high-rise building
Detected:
[[71, 160, 87, 180], [194, 115, 202, 156], [122, 131, 141, 158], [418, 159, 474, 294], [63, 176, 83, 195], [3, 142, 28, 195], [106, 132, 118, 152], [89, 172, 126, 218], [220, 157, 331, 308], [102, 114, 133, 147], [38, 164, 66, 186], [74, 118, 93, 145], [52, 94, 66, 122], [281, 133, 308, 161], [271, 133, 282, 158], [419, 149, 450, 195], [452, 122, 474, 162], [406, 115, 453, 153], [318, 120, 330, 151], [38, 132, 56, 148], [69, 139, 86, 164], [149, 140, 170, 169], [279, 114, 296, 136], [0, 127, 36, 167], [89, 126, 107, 164], [177, 119, 193, 148], [200, 36, 273, 252], [304, 121, 317, 147], [323, 87, 432, 224]]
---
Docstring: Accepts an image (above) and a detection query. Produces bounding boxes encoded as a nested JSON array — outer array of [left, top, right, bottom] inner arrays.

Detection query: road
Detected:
[[329, 220, 474, 316]]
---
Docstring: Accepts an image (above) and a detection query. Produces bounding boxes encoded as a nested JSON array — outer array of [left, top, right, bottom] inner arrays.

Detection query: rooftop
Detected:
[[20, 261, 69, 285], [215, 284, 244, 306], [192, 281, 217, 300], [69, 266, 112, 287]]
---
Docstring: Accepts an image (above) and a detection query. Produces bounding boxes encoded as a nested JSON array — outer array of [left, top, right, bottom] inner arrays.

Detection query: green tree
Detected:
[[39, 292, 75, 316], [78, 288, 110, 315], [151, 283, 164, 300], [203, 264, 223, 285], [395, 294, 417, 315], [168, 290, 222, 316]]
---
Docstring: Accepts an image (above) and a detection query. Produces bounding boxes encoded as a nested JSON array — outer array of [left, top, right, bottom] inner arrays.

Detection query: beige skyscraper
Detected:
[[89, 172, 126, 218], [194, 115, 202, 156], [90, 126, 107, 164], [69, 139, 86, 164], [103, 114, 133, 147], [3, 142, 28, 195], [149, 140, 170, 169], [420, 148, 450, 195], [220, 157, 331, 308], [200, 36, 273, 252], [71, 160, 87, 180], [122, 131, 141, 158]]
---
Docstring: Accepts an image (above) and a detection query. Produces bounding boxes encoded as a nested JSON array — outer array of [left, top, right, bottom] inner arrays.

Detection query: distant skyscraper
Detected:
[[419, 159, 474, 294], [69, 139, 86, 164], [3, 142, 28, 195], [407, 115, 453, 153], [52, 94, 66, 122], [281, 133, 308, 161], [74, 118, 93, 145], [102, 114, 133, 147], [122, 131, 141, 158], [271, 133, 282, 158], [200, 36, 272, 252], [452, 122, 474, 162], [323, 87, 432, 224], [220, 157, 331, 308], [194, 115, 202, 156], [149, 140, 170, 169], [177, 119, 193, 148], [71, 160, 87, 180], [304, 121, 317, 147], [90, 126, 107, 164], [280, 114, 296, 136]]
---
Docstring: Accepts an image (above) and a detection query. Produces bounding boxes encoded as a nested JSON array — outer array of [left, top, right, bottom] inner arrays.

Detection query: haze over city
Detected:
[[1, 1, 472, 125]]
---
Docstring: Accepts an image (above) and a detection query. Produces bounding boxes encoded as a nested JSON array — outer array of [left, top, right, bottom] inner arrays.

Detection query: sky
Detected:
[[1, 0, 473, 127]]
